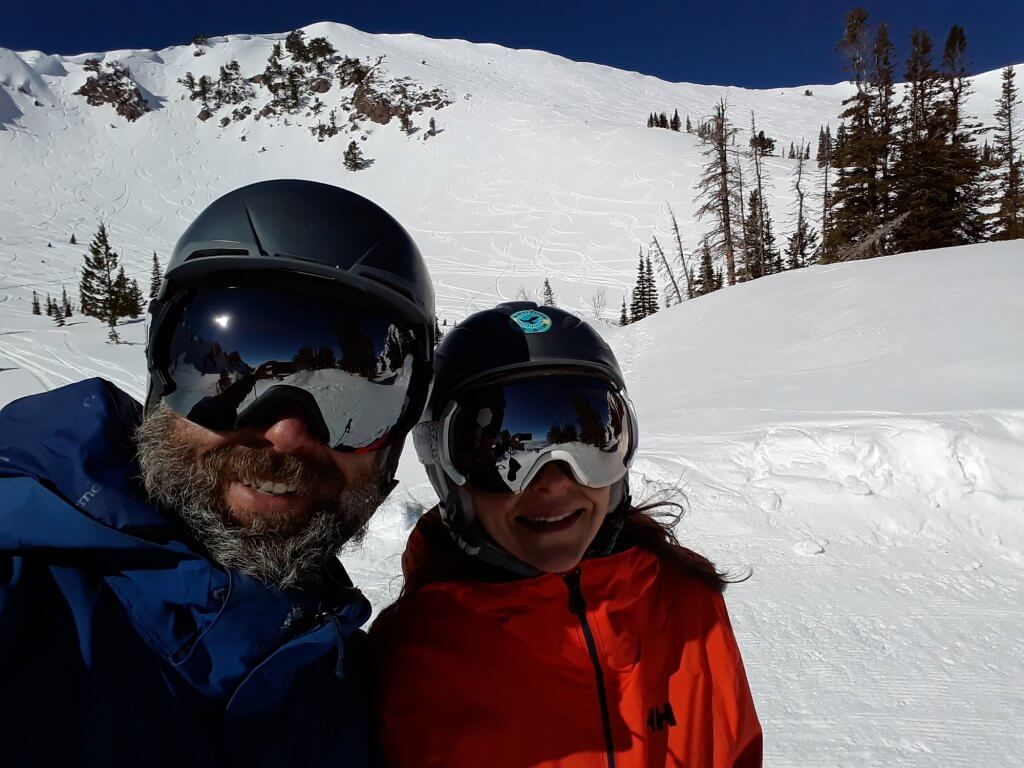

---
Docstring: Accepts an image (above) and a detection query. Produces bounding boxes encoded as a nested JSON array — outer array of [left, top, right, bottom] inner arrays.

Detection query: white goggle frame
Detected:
[[412, 386, 638, 495]]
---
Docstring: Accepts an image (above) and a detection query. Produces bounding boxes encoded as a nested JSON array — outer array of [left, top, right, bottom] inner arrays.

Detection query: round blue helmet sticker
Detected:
[[511, 309, 553, 334]]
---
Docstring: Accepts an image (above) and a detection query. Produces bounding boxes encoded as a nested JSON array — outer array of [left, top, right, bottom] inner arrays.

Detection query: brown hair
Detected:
[[618, 500, 746, 592]]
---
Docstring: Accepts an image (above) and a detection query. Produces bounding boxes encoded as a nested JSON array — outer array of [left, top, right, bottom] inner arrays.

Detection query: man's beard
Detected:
[[135, 405, 386, 591]]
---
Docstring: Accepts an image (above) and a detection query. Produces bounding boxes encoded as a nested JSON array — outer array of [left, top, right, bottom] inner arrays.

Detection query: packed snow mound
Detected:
[[614, 242, 1024, 548], [0, 47, 54, 99], [19, 51, 68, 77], [0, 47, 55, 124]]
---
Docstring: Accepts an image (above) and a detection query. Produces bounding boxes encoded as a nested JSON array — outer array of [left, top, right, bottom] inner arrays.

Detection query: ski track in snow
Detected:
[[1, 28, 1023, 766]]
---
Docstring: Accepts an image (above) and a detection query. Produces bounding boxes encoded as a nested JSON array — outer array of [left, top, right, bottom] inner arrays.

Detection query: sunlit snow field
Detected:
[[1, 24, 1022, 766]]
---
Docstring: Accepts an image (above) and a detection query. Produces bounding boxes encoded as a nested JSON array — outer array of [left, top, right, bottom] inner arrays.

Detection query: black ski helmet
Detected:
[[426, 301, 626, 418], [419, 301, 636, 575], [146, 179, 435, 490]]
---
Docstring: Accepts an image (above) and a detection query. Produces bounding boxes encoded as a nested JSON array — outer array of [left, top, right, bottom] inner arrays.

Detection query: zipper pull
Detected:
[[564, 569, 586, 615]]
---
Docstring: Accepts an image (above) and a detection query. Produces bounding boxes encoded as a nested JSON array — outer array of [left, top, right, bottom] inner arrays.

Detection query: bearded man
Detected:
[[0, 180, 435, 767]]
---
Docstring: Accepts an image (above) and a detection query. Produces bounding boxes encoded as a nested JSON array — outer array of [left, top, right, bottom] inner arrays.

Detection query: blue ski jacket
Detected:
[[0, 379, 376, 767]]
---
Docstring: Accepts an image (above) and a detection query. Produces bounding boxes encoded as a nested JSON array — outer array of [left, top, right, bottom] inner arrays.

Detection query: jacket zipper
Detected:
[[564, 569, 617, 768]]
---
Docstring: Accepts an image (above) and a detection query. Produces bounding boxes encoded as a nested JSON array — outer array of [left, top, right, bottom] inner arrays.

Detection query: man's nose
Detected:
[[261, 414, 324, 456]]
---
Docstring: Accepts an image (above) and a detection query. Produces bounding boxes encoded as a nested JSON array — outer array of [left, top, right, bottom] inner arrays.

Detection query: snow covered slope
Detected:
[[1, 22, 1022, 767]]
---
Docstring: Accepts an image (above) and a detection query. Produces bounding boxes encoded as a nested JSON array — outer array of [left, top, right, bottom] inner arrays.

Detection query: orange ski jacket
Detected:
[[371, 512, 762, 768]]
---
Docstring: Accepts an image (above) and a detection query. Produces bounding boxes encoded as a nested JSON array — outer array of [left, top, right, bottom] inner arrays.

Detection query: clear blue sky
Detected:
[[3, 0, 1021, 88]]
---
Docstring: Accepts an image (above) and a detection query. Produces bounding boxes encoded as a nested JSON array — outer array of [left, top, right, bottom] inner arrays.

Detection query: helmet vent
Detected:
[[185, 248, 249, 260]]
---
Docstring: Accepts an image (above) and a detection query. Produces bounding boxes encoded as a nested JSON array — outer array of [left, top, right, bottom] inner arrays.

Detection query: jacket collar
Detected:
[[401, 507, 660, 615]]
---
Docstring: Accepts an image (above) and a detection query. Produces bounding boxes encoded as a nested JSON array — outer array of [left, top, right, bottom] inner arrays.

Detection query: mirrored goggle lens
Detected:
[[449, 375, 632, 494], [160, 285, 418, 450]]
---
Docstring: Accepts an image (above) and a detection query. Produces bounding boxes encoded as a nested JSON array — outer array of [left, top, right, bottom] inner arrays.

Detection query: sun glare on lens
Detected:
[[213, 314, 230, 329]]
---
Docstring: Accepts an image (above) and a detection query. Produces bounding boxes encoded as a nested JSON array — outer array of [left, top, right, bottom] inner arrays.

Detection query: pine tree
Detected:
[[786, 144, 819, 269], [644, 255, 659, 316], [816, 124, 833, 165], [61, 285, 73, 318], [869, 23, 899, 253], [694, 99, 739, 285], [629, 250, 645, 321], [286, 68, 302, 111], [731, 140, 749, 278], [126, 278, 145, 318], [434, 316, 443, 347], [79, 222, 121, 329], [45, 294, 55, 317], [789, 142, 796, 159], [112, 266, 130, 318], [826, 8, 882, 259], [695, 240, 720, 296], [54, 302, 65, 327], [937, 25, 988, 244], [343, 141, 369, 171], [890, 29, 946, 253], [31, 291, 41, 315], [745, 112, 776, 279], [685, 115, 692, 133], [306, 37, 337, 74], [741, 191, 759, 279], [541, 278, 556, 306], [647, 113, 654, 128], [70, 232, 77, 245], [991, 66, 1024, 239], [263, 43, 287, 98], [817, 124, 835, 262], [150, 252, 162, 299], [670, 109, 681, 132], [619, 298, 628, 326], [892, 27, 986, 251], [762, 203, 781, 275], [786, 219, 819, 270], [196, 76, 212, 111], [285, 30, 310, 62]]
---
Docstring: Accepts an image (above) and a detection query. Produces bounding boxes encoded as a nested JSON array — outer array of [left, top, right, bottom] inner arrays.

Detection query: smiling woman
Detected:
[[370, 302, 763, 768]]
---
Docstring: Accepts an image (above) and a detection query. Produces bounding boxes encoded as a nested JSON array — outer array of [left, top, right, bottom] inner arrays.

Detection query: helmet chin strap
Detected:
[[376, 442, 403, 500], [437, 476, 631, 579]]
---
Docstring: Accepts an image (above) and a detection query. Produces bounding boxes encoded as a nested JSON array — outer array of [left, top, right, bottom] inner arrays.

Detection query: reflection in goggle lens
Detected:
[[449, 375, 631, 493], [160, 286, 418, 450]]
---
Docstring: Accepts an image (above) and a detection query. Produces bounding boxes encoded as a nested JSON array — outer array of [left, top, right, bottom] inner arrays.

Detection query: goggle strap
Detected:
[[412, 420, 444, 466]]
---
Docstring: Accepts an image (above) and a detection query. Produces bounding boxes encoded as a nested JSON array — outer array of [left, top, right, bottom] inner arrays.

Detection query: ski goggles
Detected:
[[414, 374, 637, 494], [151, 284, 425, 451]]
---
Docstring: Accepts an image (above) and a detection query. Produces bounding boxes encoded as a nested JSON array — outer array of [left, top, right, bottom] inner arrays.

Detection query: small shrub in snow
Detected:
[[343, 141, 371, 171], [75, 60, 150, 122]]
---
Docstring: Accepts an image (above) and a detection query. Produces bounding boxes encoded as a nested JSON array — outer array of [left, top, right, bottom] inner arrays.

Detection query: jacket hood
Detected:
[[0, 378, 370, 699]]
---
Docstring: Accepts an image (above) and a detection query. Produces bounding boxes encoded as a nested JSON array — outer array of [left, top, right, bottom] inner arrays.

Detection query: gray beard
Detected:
[[135, 405, 385, 592]]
